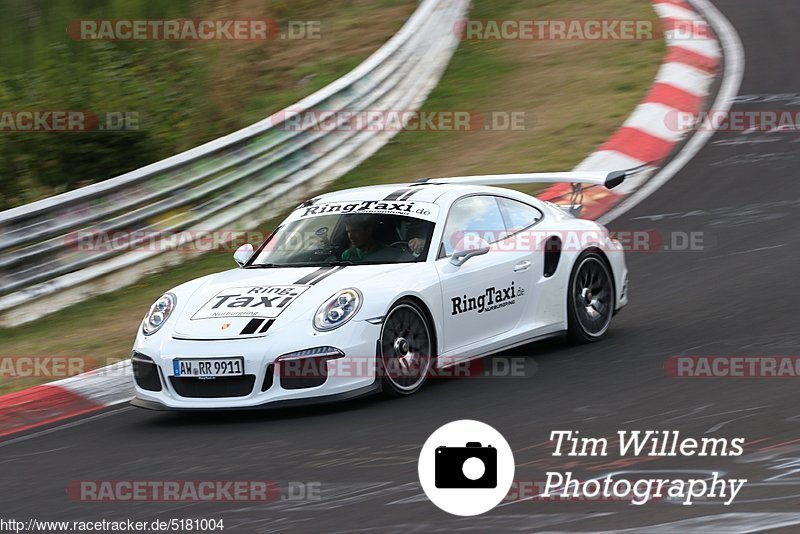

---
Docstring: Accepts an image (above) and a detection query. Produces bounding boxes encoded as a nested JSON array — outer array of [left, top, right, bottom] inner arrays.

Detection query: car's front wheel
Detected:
[[567, 251, 615, 343], [379, 300, 434, 396]]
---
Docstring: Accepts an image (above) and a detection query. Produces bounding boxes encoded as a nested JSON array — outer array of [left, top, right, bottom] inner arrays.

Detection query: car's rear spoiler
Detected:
[[418, 170, 627, 189]]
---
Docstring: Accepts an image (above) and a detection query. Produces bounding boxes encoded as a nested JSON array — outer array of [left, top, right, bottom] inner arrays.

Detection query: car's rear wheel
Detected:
[[379, 300, 434, 396], [567, 251, 614, 343]]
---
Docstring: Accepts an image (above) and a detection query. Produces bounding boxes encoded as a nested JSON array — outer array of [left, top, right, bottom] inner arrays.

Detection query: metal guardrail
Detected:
[[0, 0, 469, 324]]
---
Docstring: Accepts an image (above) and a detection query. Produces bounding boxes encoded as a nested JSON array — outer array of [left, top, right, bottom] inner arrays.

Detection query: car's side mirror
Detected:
[[450, 245, 490, 267], [234, 243, 254, 267]]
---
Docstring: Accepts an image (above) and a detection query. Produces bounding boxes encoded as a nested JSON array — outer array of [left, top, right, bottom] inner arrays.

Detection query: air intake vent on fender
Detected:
[[544, 236, 561, 278]]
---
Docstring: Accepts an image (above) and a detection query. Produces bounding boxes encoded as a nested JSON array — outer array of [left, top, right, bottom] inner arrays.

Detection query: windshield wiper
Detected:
[[246, 261, 354, 268], [313, 261, 354, 266], [244, 263, 282, 269]]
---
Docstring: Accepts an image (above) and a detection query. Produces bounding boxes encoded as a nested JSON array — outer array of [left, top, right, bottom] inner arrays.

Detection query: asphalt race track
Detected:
[[2, 1, 800, 531]]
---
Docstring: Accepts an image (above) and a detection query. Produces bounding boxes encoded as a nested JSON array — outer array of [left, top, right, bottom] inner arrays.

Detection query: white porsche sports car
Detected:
[[131, 172, 629, 410]]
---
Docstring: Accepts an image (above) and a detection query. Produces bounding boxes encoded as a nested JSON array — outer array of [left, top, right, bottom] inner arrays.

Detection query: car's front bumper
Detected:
[[131, 320, 382, 410], [131, 382, 381, 411]]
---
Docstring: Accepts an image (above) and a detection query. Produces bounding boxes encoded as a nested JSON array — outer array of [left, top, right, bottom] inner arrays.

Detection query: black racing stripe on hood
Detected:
[[309, 265, 345, 285], [397, 189, 419, 201], [294, 266, 334, 285], [240, 318, 266, 335], [383, 188, 411, 201]]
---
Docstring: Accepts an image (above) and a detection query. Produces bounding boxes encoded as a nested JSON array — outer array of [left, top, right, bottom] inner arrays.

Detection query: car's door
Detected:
[[495, 196, 551, 329], [435, 195, 537, 356]]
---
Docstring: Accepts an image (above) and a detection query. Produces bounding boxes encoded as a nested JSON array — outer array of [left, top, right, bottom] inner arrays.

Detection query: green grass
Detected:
[[0, 0, 416, 209], [0, 0, 664, 394]]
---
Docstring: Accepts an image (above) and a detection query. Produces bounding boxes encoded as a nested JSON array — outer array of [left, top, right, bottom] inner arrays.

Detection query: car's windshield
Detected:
[[249, 210, 436, 267]]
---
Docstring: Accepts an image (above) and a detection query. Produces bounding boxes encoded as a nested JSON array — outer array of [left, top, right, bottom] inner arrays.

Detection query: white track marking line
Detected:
[[0, 406, 134, 449], [698, 243, 787, 261]]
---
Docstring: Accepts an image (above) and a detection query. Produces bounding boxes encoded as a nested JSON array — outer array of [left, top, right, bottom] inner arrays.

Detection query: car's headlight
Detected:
[[142, 292, 177, 336], [313, 288, 362, 331]]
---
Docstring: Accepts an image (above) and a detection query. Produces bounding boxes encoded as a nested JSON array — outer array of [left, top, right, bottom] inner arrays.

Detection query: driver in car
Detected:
[[341, 215, 401, 262], [403, 218, 430, 256], [408, 237, 426, 255]]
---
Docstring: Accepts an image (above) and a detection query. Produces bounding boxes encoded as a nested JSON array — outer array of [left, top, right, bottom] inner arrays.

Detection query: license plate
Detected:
[[173, 357, 244, 377]]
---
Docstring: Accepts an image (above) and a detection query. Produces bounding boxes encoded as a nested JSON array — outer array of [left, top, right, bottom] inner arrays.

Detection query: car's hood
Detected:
[[171, 264, 406, 340]]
